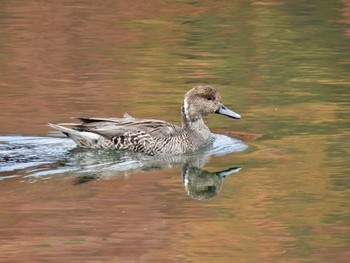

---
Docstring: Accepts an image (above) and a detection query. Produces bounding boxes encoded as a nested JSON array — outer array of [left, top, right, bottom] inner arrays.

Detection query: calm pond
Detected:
[[0, 1, 349, 262]]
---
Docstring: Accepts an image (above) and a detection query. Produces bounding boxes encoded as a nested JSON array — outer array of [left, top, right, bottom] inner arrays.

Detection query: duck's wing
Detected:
[[74, 117, 183, 140], [75, 113, 135, 123], [50, 116, 186, 155]]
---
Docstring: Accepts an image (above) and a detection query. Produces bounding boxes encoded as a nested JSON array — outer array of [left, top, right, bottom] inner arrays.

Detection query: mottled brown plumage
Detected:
[[48, 85, 241, 155]]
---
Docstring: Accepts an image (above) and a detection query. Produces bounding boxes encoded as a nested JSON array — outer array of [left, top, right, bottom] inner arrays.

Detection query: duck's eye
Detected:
[[207, 97, 213, 101]]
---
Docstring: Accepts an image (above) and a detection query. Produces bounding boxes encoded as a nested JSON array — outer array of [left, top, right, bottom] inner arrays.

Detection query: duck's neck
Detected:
[[181, 104, 211, 146]]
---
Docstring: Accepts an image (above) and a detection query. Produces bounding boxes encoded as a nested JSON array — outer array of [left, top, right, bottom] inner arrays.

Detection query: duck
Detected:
[[48, 85, 241, 156]]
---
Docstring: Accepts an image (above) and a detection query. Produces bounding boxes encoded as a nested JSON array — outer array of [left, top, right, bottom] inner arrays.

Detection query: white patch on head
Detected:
[[183, 97, 191, 122]]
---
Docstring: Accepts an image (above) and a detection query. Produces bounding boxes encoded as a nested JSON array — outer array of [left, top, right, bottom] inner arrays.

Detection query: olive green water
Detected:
[[0, 1, 349, 262]]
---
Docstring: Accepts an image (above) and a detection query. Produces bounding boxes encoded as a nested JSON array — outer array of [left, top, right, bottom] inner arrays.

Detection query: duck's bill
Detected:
[[216, 104, 241, 119]]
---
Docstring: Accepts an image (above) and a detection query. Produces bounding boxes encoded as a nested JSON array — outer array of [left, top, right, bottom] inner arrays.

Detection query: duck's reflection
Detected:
[[182, 163, 241, 200], [2, 134, 246, 200], [70, 149, 242, 200]]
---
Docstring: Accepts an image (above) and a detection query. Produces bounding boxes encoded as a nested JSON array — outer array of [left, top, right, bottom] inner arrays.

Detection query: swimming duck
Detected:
[[48, 85, 241, 156]]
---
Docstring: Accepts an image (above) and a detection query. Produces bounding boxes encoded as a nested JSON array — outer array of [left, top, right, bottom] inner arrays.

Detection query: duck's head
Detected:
[[182, 85, 241, 122]]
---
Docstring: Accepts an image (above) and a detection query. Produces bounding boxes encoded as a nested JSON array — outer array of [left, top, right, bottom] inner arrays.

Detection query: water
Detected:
[[0, 1, 350, 262], [0, 134, 247, 182]]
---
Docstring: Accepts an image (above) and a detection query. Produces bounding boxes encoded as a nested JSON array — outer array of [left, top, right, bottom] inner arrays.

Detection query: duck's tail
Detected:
[[48, 123, 79, 137], [48, 123, 101, 148]]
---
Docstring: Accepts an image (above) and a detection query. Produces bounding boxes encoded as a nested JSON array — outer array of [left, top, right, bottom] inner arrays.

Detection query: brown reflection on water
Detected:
[[0, 170, 186, 262], [0, 0, 201, 135], [341, 0, 350, 36]]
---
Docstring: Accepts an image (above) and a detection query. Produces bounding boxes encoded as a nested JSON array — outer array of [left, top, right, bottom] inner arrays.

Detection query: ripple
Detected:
[[0, 134, 248, 179]]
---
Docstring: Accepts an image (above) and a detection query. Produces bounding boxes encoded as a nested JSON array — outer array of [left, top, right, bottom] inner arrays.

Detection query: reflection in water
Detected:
[[0, 134, 247, 199], [182, 162, 241, 200], [71, 149, 242, 200]]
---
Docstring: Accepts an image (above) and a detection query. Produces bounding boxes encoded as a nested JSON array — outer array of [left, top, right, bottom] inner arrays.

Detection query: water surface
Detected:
[[0, 0, 349, 262]]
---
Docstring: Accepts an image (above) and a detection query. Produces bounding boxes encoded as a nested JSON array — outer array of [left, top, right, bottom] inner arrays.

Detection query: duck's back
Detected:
[[72, 116, 194, 155]]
